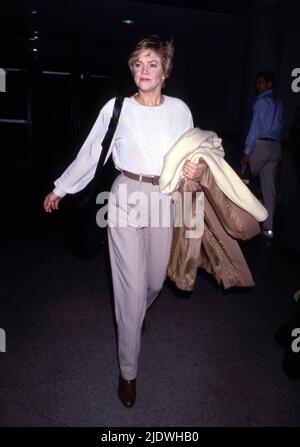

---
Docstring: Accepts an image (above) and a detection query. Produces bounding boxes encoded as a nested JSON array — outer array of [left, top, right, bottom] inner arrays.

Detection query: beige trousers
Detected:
[[107, 174, 173, 380]]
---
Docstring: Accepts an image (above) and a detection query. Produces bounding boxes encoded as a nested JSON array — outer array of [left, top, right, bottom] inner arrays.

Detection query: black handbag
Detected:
[[65, 96, 124, 257]]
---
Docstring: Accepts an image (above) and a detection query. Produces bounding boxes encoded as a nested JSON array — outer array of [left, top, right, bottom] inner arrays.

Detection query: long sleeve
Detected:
[[53, 98, 115, 197], [244, 91, 284, 155], [244, 100, 262, 155], [187, 109, 194, 130]]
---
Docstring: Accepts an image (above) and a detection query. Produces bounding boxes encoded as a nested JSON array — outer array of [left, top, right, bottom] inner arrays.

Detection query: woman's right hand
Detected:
[[43, 192, 62, 213]]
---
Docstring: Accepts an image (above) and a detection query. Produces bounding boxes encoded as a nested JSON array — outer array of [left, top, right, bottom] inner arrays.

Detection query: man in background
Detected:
[[241, 70, 284, 238]]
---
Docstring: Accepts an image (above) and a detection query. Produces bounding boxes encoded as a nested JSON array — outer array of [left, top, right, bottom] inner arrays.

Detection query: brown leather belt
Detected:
[[122, 170, 160, 185]]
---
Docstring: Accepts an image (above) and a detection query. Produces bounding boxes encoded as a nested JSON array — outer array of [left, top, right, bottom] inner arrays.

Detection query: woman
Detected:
[[43, 35, 202, 407]]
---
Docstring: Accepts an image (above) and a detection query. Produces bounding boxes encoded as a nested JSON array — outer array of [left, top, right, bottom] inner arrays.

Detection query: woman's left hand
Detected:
[[183, 158, 205, 181]]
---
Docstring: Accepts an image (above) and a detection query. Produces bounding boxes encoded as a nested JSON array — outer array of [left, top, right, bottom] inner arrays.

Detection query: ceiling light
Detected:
[[122, 19, 134, 25]]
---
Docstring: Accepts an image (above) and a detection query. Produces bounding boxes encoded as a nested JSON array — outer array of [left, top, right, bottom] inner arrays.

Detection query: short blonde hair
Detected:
[[128, 35, 174, 84]]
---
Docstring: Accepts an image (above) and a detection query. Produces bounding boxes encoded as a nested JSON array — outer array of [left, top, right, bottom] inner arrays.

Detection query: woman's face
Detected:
[[132, 49, 165, 94]]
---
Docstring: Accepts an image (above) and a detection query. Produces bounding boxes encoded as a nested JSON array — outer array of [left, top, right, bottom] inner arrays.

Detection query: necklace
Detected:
[[134, 94, 164, 107]]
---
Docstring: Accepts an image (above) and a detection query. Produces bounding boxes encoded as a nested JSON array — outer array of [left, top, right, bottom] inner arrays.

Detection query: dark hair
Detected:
[[128, 35, 174, 86], [256, 70, 275, 86]]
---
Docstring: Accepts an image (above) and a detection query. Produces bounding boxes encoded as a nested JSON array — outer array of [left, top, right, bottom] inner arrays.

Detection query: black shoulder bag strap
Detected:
[[89, 96, 124, 200]]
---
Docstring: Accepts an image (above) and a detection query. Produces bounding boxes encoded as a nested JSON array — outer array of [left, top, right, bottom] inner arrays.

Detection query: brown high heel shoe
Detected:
[[118, 376, 136, 407]]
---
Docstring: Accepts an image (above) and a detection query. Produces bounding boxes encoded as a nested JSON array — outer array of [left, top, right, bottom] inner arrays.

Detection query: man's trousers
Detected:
[[249, 139, 282, 231]]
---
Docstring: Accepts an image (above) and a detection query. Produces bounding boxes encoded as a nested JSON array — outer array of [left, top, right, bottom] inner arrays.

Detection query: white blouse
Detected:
[[53, 95, 193, 197]]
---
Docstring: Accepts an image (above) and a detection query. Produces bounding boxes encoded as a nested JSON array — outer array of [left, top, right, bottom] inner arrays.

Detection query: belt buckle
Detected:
[[152, 177, 157, 185]]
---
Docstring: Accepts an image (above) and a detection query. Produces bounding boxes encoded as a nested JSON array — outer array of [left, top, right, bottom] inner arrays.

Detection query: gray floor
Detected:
[[0, 209, 299, 427]]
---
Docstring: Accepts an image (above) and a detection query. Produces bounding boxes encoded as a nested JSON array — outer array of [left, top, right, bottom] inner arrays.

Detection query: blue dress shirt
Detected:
[[244, 90, 284, 155]]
